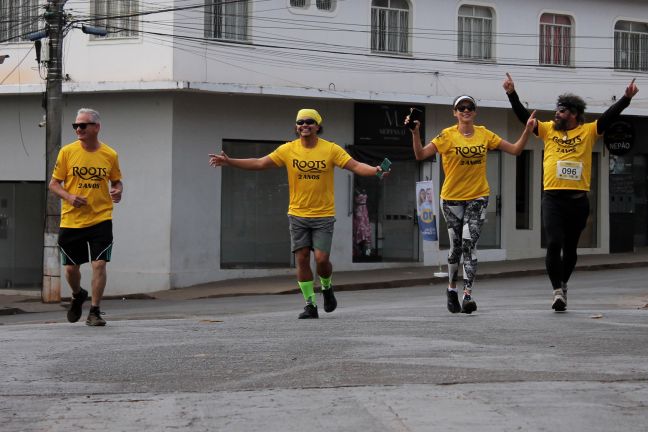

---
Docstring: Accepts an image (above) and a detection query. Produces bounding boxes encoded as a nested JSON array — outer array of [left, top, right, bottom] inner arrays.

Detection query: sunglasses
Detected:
[[455, 105, 475, 112], [557, 107, 571, 114], [72, 122, 96, 130], [296, 119, 317, 125]]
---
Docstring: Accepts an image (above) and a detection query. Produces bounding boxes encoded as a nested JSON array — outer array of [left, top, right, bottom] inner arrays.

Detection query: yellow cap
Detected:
[[296, 109, 322, 125]]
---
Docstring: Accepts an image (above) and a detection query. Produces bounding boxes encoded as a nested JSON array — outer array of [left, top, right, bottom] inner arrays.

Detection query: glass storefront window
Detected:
[[220, 140, 291, 268]]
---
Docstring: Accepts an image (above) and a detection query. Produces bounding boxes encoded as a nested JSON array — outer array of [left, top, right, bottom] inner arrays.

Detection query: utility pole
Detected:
[[41, 0, 67, 303]]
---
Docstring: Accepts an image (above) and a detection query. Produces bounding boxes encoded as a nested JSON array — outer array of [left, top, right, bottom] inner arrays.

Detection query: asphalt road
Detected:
[[2, 268, 648, 431]]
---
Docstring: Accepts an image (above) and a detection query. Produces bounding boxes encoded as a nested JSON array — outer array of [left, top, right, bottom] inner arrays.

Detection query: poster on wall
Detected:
[[416, 180, 438, 242]]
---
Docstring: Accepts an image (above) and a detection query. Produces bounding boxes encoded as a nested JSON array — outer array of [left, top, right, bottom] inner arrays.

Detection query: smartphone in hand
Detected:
[[406, 108, 423, 130], [376, 158, 392, 178]]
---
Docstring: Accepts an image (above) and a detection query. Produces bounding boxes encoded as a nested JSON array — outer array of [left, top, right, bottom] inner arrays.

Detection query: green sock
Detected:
[[319, 275, 332, 290], [298, 280, 316, 305]]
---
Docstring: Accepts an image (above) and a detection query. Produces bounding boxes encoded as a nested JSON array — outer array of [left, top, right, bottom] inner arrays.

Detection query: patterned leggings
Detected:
[[441, 197, 489, 292]]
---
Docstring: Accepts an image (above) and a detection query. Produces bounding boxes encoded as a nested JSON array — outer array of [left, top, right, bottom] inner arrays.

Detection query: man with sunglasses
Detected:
[[209, 109, 388, 319], [503, 73, 639, 311], [49, 108, 123, 326]]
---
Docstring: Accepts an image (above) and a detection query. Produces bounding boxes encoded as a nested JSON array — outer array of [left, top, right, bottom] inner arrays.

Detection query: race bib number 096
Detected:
[[556, 160, 583, 181]]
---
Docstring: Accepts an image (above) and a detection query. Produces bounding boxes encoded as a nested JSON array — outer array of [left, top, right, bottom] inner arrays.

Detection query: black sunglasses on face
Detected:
[[557, 107, 571, 114], [296, 119, 317, 125], [455, 105, 475, 112], [72, 122, 96, 130]]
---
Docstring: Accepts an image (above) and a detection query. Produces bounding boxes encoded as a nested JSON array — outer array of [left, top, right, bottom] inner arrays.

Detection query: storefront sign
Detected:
[[604, 121, 634, 156], [354, 103, 425, 146]]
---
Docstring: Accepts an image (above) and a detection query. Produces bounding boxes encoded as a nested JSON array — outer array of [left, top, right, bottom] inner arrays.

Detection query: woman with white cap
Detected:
[[407, 96, 536, 314]]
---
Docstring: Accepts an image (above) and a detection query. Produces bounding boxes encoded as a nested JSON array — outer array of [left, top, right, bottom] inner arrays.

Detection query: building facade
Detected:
[[1, 0, 647, 295]]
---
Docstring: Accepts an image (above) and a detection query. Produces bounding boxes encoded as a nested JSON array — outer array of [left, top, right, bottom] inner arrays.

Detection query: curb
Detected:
[[3, 261, 648, 312]]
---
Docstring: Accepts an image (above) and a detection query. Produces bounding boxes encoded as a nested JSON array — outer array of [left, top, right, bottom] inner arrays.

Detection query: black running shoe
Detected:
[[67, 288, 88, 323], [446, 289, 461, 313], [461, 294, 477, 314], [86, 307, 106, 326], [322, 286, 337, 313], [298, 304, 319, 319]]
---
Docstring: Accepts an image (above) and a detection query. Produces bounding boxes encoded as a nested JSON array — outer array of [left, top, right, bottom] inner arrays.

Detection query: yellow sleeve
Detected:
[[537, 121, 552, 140], [110, 153, 122, 182], [52, 148, 66, 180], [431, 130, 449, 153], [487, 129, 503, 150], [332, 144, 352, 168], [268, 142, 289, 167]]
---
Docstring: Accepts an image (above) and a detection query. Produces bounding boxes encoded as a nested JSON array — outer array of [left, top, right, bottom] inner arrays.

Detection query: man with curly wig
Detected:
[[503, 74, 639, 312]]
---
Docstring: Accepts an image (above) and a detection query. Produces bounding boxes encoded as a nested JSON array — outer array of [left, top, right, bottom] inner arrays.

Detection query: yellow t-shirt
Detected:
[[268, 138, 352, 217], [538, 120, 598, 191], [52, 141, 122, 228], [432, 125, 502, 200]]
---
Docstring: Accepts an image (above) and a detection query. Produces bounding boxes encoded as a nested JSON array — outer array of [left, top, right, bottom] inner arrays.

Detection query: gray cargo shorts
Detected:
[[288, 215, 335, 254]]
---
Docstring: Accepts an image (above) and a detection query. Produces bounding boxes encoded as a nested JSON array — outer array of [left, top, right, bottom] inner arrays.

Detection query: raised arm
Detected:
[[503, 73, 538, 135], [208, 151, 278, 170], [405, 116, 438, 160], [597, 78, 639, 134], [497, 111, 537, 156]]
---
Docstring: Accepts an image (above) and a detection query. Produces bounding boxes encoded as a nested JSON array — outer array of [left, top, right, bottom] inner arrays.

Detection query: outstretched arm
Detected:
[[344, 159, 389, 178], [597, 78, 639, 134], [208, 151, 278, 170], [497, 111, 537, 156], [503, 73, 538, 135]]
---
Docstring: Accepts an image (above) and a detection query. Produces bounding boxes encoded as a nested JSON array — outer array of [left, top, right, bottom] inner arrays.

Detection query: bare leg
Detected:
[[90, 260, 107, 307], [64, 265, 82, 295]]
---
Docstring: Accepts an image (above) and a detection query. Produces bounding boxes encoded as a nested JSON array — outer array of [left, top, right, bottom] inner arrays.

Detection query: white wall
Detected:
[[55, 94, 176, 295], [0, 95, 45, 180], [168, 93, 362, 288]]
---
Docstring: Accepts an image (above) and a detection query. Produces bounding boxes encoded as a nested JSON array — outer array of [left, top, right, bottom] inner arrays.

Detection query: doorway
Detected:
[[0, 182, 45, 289]]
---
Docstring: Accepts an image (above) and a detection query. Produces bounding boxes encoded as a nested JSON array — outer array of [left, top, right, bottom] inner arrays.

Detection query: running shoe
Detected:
[[562, 282, 568, 307], [322, 286, 337, 313], [552, 288, 566, 312], [461, 294, 477, 314], [86, 307, 107, 326], [67, 288, 88, 323], [298, 304, 319, 319], [446, 289, 461, 313]]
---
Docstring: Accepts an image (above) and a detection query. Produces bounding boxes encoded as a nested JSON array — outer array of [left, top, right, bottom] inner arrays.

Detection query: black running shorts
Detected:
[[58, 220, 113, 266]]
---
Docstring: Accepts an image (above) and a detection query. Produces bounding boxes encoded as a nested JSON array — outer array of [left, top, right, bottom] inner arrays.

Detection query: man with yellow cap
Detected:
[[209, 109, 389, 319]]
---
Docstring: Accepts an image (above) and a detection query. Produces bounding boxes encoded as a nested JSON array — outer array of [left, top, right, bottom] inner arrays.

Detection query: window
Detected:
[[93, 1, 139, 39], [205, 0, 249, 41], [316, 0, 334, 11], [371, 0, 409, 55], [221, 140, 290, 268], [0, 0, 40, 43], [458, 5, 493, 60], [539, 13, 572, 66], [615, 21, 648, 72], [289, 0, 307, 7]]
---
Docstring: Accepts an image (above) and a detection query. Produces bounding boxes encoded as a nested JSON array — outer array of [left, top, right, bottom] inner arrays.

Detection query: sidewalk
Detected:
[[2, 251, 648, 315]]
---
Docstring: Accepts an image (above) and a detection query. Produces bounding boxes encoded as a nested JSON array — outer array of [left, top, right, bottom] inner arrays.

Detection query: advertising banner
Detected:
[[416, 180, 438, 242]]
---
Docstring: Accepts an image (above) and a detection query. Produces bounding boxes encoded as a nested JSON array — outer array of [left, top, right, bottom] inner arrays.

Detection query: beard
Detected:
[[554, 116, 569, 131]]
